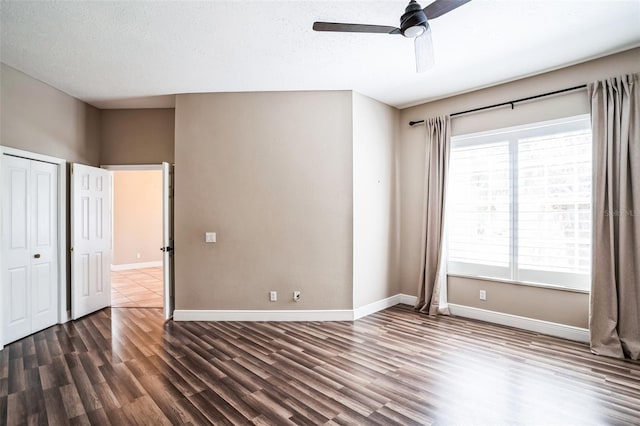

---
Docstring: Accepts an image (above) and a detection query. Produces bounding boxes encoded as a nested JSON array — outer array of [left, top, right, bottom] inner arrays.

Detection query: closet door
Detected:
[[1, 155, 58, 344], [29, 160, 58, 332], [2, 156, 31, 343]]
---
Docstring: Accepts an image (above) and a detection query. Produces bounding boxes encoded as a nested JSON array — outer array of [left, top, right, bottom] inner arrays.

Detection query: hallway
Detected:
[[110, 267, 163, 308]]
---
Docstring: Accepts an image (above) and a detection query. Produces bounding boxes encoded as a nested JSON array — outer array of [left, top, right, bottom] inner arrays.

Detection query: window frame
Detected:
[[447, 114, 592, 292]]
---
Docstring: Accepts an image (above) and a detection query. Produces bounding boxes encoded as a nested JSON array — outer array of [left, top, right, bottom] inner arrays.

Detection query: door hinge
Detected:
[[160, 246, 174, 252]]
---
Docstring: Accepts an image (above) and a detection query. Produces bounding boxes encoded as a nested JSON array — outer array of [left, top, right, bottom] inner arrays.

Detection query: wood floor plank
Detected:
[[208, 376, 260, 419], [135, 373, 208, 425], [266, 375, 340, 420], [282, 396, 331, 425], [85, 407, 112, 425], [120, 395, 171, 426], [59, 383, 86, 420], [2, 304, 640, 425], [90, 382, 120, 412], [6, 392, 26, 426], [187, 388, 246, 425], [42, 388, 69, 426], [68, 363, 103, 413], [7, 358, 25, 395], [96, 363, 139, 406], [145, 353, 205, 397], [0, 394, 6, 424]]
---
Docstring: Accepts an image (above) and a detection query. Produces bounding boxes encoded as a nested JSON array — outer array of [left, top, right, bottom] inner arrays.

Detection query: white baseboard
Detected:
[[399, 294, 418, 306], [174, 309, 354, 322], [354, 294, 402, 320], [448, 303, 590, 343], [175, 293, 421, 322], [172, 294, 589, 344], [111, 261, 162, 271]]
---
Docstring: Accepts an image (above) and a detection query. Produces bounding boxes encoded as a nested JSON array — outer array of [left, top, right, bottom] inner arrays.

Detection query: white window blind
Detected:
[[447, 115, 592, 290], [448, 141, 511, 280]]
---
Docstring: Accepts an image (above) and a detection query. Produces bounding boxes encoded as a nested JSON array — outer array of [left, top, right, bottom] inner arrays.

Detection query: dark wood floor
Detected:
[[1, 305, 640, 425]]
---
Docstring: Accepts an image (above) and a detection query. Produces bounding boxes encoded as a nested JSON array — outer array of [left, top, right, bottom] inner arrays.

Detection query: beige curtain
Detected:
[[589, 73, 640, 360], [416, 115, 451, 316]]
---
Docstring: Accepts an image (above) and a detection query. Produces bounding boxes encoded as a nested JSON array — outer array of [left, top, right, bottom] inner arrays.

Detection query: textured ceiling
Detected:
[[1, 0, 639, 109]]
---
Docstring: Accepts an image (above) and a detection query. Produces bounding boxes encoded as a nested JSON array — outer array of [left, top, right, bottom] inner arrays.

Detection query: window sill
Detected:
[[447, 273, 590, 294]]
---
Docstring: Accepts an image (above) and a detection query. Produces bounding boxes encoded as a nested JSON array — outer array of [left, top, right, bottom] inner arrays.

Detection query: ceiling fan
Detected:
[[313, 0, 471, 72]]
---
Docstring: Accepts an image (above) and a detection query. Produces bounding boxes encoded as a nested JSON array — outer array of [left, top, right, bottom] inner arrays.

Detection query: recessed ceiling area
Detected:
[[1, 0, 639, 109]]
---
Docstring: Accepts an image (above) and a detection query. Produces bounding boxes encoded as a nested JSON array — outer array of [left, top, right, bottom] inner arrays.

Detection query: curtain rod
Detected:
[[408, 84, 588, 126]]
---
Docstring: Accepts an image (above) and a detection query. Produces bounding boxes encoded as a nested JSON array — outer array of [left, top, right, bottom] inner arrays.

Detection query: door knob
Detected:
[[34, 253, 41, 259]]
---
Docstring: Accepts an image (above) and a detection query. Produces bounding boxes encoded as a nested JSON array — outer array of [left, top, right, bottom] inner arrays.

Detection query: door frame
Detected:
[[101, 164, 165, 310], [0, 146, 68, 351]]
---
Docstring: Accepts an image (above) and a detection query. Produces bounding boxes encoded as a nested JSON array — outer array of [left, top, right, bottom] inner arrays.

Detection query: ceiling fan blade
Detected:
[[423, 0, 472, 20], [414, 27, 435, 72], [313, 22, 401, 35]]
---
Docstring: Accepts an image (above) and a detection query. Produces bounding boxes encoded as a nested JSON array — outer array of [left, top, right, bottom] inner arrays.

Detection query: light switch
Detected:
[[205, 232, 216, 243]]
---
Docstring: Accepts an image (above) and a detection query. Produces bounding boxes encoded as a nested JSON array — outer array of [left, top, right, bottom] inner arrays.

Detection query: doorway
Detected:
[[108, 167, 163, 308]]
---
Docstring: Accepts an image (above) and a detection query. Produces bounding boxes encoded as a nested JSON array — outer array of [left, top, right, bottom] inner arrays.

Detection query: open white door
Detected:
[[71, 163, 111, 320], [162, 162, 175, 320]]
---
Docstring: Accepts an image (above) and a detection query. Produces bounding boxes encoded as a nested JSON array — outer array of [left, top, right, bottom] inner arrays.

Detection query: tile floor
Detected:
[[111, 266, 163, 308]]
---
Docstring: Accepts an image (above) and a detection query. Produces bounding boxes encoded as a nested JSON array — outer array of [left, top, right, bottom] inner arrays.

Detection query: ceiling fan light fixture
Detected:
[[400, 0, 428, 37], [404, 25, 425, 38]]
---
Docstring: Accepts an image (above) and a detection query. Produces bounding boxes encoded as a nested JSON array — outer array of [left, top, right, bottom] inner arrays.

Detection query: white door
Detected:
[[2, 155, 58, 344], [71, 163, 112, 319], [162, 162, 175, 320]]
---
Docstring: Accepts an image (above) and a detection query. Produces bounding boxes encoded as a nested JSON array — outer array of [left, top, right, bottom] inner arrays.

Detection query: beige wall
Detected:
[[398, 48, 640, 327], [352, 92, 400, 309], [112, 170, 163, 266], [174, 91, 354, 310], [1, 63, 100, 165], [448, 277, 590, 328], [100, 108, 175, 165]]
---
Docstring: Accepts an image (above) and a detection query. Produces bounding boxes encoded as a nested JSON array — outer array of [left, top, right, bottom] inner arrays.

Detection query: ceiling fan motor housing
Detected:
[[400, 0, 428, 38]]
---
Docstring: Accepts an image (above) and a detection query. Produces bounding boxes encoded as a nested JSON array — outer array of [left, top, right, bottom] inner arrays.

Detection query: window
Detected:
[[447, 115, 592, 290]]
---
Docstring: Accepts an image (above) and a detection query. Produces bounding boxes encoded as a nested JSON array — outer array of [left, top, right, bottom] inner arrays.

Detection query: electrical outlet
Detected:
[[269, 291, 277, 302], [293, 291, 301, 302], [136, 252, 141, 259], [479, 290, 487, 301]]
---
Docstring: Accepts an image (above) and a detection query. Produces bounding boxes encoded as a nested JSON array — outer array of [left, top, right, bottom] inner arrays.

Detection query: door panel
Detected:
[[71, 163, 112, 320], [95, 252, 104, 293], [3, 156, 31, 343], [34, 171, 52, 246], [7, 267, 29, 337], [30, 160, 58, 331], [80, 253, 90, 296], [9, 168, 28, 249], [34, 263, 52, 312], [162, 162, 175, 320]]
